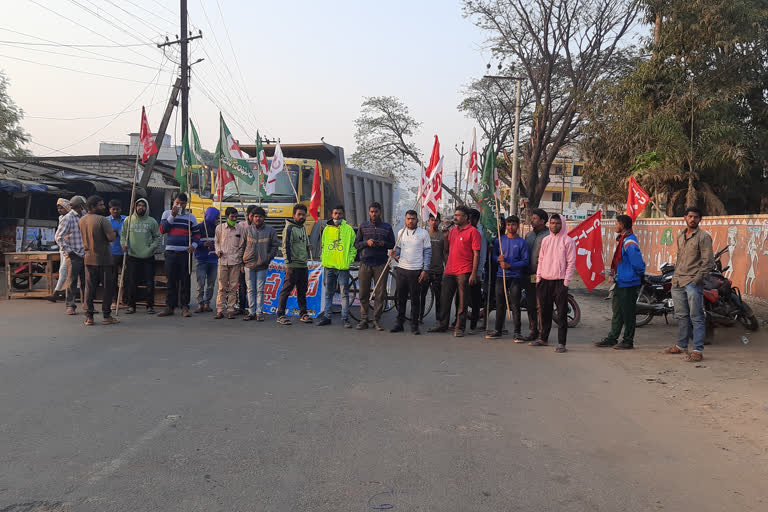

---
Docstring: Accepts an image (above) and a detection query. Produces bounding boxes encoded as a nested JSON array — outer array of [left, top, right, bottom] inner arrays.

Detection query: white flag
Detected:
[[466, 128, 479, 193], [265, 142, 285, 196]]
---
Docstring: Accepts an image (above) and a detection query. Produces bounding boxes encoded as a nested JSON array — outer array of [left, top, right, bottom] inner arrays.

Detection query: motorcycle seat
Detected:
[[645, 274, 666, 284]]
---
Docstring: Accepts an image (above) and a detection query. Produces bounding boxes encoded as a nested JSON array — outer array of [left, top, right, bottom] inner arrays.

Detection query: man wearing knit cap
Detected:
[[55, 195, 87, 315]]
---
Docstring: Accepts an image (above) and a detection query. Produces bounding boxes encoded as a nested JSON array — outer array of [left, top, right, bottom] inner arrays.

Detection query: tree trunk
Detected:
[[685, 175, 697, 208]]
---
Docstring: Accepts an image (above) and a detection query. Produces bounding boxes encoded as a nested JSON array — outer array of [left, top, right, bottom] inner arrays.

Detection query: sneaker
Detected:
[[356, 321, 369, 330], [664, 345, 687, 354], [243, 313, 254, 321], [390, 324, 404, 333], [317, 317, 331, 326], [427, 325, 447, 333], [157, 308, 174, 317], [194, 304, 205, 313], [343, 320, 353, 329], [485, 330, 501, 339], [66, 307, 77, 316], [46, 293, 57, 303], [277, 316, 292, 325], [373, 322, 384, 331], [411, 325, 421, 335], [84, 316, 94, 326], [182, 307, 191, 318], [685, 351, 703, 362], [613, 343, 634, 350], [595, 338, 617, 348], [102, 316, 120, 325]]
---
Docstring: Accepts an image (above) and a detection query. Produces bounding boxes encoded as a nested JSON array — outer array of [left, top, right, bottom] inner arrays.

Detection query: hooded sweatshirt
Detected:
[[120, 198, 161, 259], [536, 225, 576, 287], [321, 219, 357, 270], [282, 218, 310, 269], [194, 207, 220, 263]]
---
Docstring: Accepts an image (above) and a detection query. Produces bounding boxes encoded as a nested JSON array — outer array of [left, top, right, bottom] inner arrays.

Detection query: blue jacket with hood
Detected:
[[615, 232, 646, 288], [194, 207, 220, 263]]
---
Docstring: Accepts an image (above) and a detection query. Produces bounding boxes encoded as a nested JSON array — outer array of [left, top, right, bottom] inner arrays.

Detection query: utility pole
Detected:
[[141, 0, 202, 190], [454, 141, 466, 208], [484, 63, 523, 215]]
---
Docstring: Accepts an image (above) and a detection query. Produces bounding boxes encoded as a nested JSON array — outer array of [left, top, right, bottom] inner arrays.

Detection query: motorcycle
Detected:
[[634, 247, 759, 331], [520, 287, 581, 328], [703, 247, 759, 331], [635, 262, 675, 327]]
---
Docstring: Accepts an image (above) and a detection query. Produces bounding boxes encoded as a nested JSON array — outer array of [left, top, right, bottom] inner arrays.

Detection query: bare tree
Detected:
[[350, 96, 461, 203], [464, 0, 641, 207]]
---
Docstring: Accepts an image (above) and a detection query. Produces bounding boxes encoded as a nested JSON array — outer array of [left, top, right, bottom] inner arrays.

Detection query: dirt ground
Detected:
[[573, 279, 768, 459]]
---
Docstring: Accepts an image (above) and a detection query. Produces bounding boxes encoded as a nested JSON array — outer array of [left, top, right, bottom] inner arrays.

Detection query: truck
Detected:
[[187, 142, 394, 235]]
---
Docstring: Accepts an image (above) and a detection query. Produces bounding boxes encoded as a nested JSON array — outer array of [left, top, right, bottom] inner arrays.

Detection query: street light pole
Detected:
[[484, 65, 523, 215], [454, 141, 466, 208]]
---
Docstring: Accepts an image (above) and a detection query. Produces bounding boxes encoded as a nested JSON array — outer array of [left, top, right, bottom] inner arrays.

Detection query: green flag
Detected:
[[255, 131, 270, 199], [214, 113, 255, 184], [188, 120, 204, 170], [174, 150, 188, 193], [477, 143, 498, 243]]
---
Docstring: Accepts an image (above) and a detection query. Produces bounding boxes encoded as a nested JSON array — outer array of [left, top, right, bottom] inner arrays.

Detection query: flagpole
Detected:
[[115, 142, 141, 317], [232, 177, 248, 213], [287, 170, 300, 204], [494, 193, 511, 321]]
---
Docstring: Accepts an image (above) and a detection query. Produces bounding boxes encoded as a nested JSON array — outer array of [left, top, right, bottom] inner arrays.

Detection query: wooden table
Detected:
[[5, 251, 59, 299]]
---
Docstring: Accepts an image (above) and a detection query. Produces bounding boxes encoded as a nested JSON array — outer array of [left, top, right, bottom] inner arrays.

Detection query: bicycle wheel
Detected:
[[381, 268, 397, 312]]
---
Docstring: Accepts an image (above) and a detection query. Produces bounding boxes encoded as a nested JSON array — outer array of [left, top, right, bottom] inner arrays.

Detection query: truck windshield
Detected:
[[221, 164, 300, 203]]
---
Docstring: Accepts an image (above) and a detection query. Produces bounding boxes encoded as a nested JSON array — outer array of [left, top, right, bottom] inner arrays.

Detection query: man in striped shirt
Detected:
[[158, 193, 201, 317], [54, 195, 87, 316]]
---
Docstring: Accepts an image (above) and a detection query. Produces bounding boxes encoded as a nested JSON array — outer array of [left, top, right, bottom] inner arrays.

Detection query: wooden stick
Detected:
[[115, 144, 141, 317], [494, 194, 512, 321]]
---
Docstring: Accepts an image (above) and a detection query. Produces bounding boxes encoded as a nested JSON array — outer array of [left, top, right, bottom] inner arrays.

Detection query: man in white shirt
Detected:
[[389, 209, 432, 334]]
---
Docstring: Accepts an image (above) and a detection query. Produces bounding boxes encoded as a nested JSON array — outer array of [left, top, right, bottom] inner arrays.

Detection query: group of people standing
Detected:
[[52, 191, 716, 361]]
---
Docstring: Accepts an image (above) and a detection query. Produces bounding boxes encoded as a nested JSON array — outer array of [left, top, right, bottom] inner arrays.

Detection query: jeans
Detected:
[[436, 273, 470, 333], [420, 271, 442, 322], [217, 264, 241, 314], [65, 253, 86, 309], [672, 282, 706, 352], [395, 267, 421, 329], [606, 285, 640, 345], [323, 268, 350, 320], [196, 260, 217, 307], [358, 263, 386, 323], [277, 267, 308, 317], [494, 276, 522, 335], [165, 250, 190, 310], [125, 255, 155, 307], [537, 279, 568, 345], [245, 268, 268, 315], [55, 252, 68, 292], [84, 264, 115, 317]]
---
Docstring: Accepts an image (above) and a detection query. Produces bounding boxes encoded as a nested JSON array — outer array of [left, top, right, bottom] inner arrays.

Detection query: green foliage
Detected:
[[582, 0, 768, 215], [0, 71, 29, 158]]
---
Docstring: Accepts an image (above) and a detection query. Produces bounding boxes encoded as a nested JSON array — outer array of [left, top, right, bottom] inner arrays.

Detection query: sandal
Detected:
[[555, 345, 567, 353], [529, 340, 549, 347], [299, 314, 313, 324]]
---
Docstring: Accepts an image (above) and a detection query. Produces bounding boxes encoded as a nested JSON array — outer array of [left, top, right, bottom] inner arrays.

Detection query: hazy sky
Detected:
[[2, 0, 493, 184]]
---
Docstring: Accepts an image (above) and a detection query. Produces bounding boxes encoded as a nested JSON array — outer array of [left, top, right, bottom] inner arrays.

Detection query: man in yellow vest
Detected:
[[317, 205, 357, 328]]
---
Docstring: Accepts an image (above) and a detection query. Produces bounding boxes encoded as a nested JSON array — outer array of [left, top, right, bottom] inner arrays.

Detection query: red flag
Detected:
[[420, 136, 442, 219], [309, 160, 321, 222], [215, 165, 234, 202], [626, 176, 650, 221], [567, 210, 605, 291], [139, 106, 158, 163]]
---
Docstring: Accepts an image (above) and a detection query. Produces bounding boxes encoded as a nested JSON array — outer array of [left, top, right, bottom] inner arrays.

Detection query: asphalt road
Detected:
[[0, 297, 766, 512]]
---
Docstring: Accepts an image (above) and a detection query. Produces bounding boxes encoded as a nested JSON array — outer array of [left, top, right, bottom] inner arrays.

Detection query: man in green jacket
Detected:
[[120, 198, 161, 314], [317, 205, 357, 328], [277, 204, 312, 325]]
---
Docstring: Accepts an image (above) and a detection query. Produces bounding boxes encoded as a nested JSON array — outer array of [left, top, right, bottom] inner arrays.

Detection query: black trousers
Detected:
[[277, 267, 308, 317], [85, 264, 115, 317], [165, 250, 191, 310], [537, 279, 568, 345], [238, 270, 248, 311], [437, 273, 470, 332], [395, 267, 421, 328], [125, 255, 155, 307], [454, 278, 483, 328], [494, 276, 522, 334], [65, 253, 86, 309], [524, 278, 539, 336], [420, 271, 442, 322]]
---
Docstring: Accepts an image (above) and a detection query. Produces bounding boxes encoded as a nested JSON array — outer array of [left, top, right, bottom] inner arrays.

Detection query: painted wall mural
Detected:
[[599, 215, 768, 300]]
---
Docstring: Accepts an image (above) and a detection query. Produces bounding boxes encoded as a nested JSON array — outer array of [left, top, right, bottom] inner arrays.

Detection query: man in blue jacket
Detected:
[[486, 215, 529, 340], [595, 214, 646, 350]]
